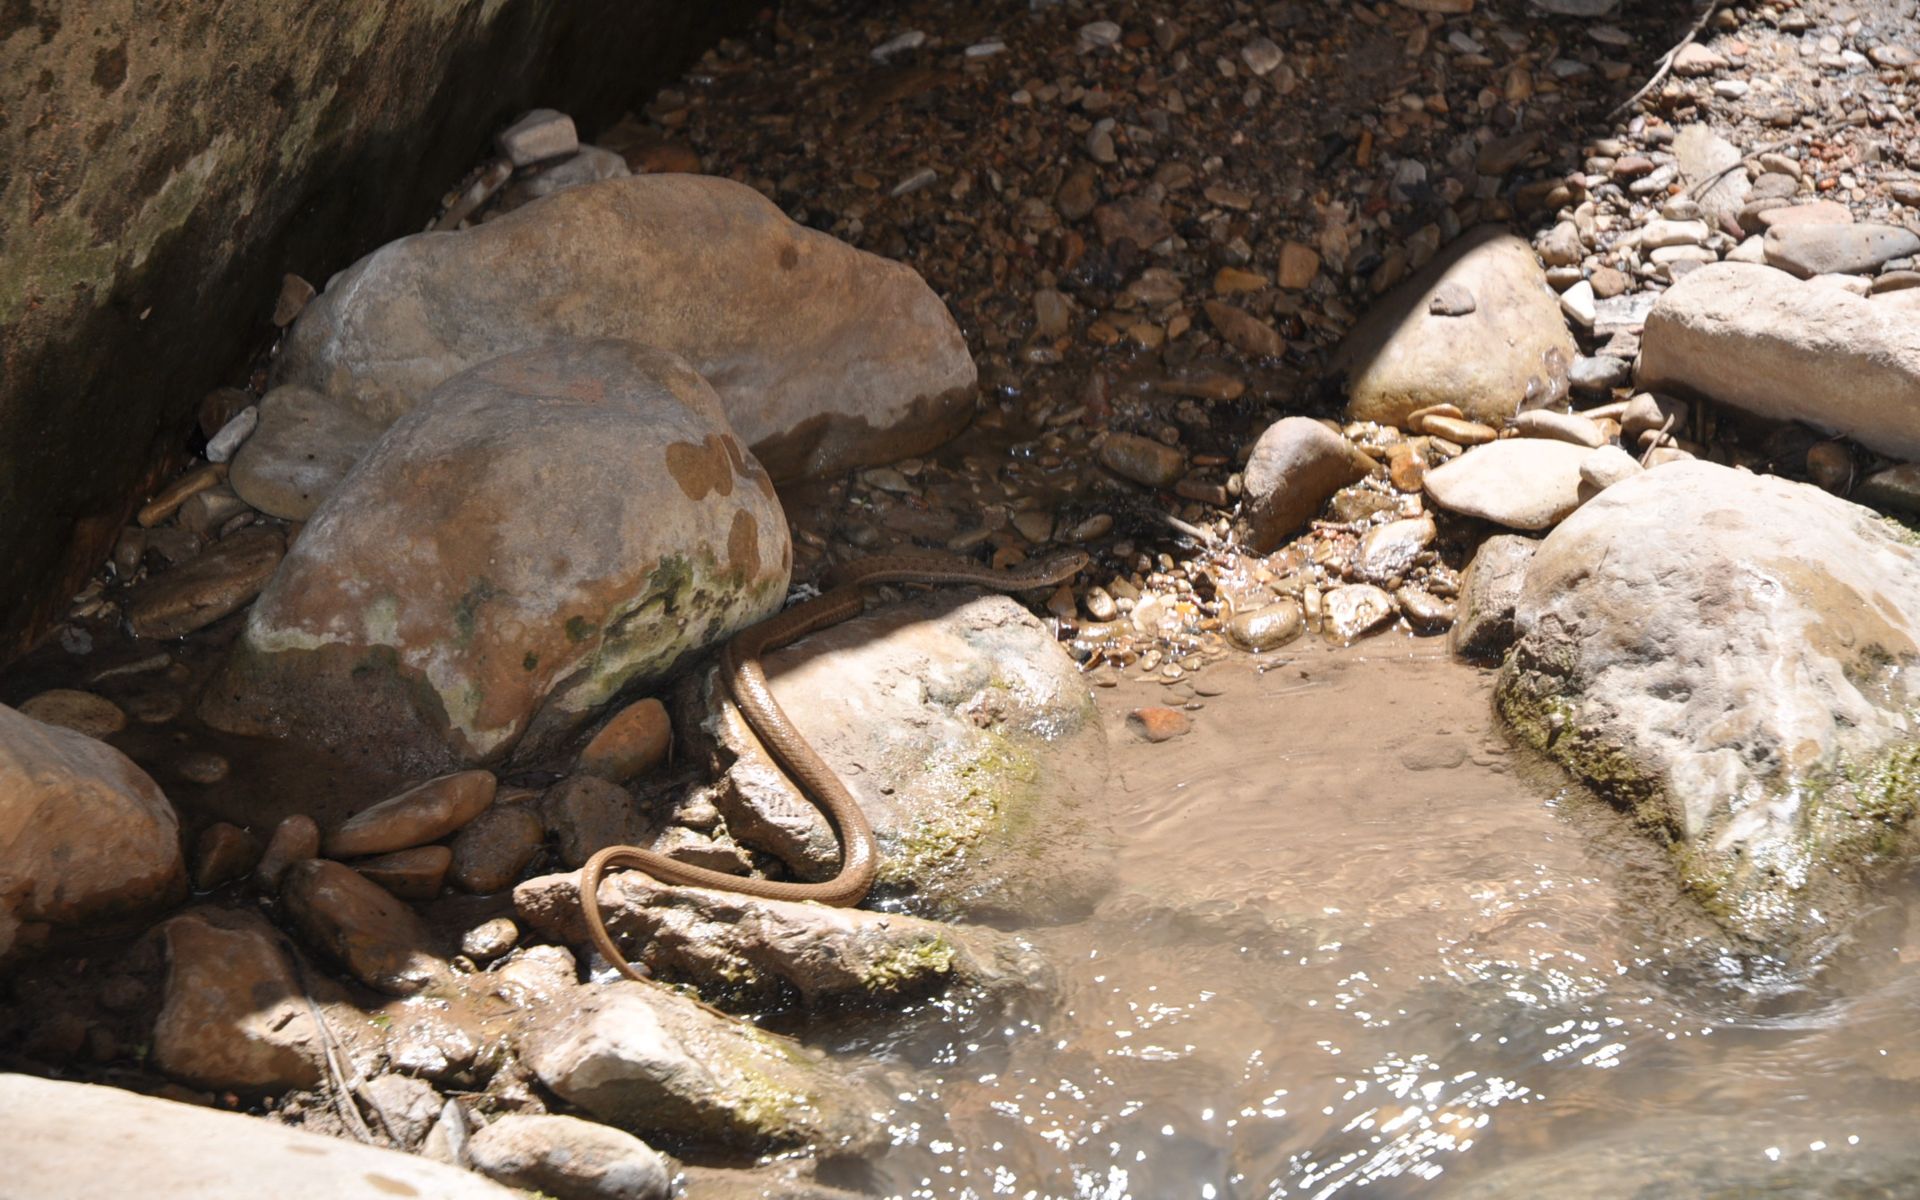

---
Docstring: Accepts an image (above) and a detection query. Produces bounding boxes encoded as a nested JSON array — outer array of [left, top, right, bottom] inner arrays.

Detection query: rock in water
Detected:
[[0, 1075, 520, 1199], [1638, 263, 1920, 462], [682, 591, 1111, 923], [1335, 226, 1577, 428], [0, 703, 184, 959], [515, 870, 1049, 1011], [1499, 462, 1920, 949], [518, 980, 889, 1154], [273, 174, 977, 481], [200, 341, 791, 772]]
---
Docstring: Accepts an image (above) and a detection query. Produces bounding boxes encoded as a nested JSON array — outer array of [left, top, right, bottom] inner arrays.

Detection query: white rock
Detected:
[[204, 405, 258, 463], [1559, 278, 1597, 326], [1423, 439, 1593, 530]]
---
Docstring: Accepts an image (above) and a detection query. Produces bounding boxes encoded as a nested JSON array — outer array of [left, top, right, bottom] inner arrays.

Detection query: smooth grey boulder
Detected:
[[1336, 226, 1576, 428], [1422, 439, 1592, 530], [1638, 263, 1920, 462], [515, 869, 1049, 1010], [0, 1074, 519, 1199], [0, 704, 184, 959], [680, 591, 1111, 923], [1499, 462, 1920, 948], [1763, 222, 1920, 277], [275, 174, 977, 481], [517, 980, 889, 1154], [201, 341, 791, 773]]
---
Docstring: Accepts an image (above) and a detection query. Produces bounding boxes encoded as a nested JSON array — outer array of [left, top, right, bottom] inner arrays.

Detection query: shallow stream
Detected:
[[817, 638, 1920, 1199]]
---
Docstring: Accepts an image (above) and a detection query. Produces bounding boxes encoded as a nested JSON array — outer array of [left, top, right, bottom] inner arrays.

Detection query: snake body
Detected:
[[579, 548, 1088, 982]]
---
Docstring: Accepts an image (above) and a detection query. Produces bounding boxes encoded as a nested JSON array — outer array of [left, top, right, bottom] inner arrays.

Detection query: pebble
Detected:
[[1421, 415, 1497, 445], [1578, 445, 1643, 494], [1622, 393, 1691, 439], [204, 406, 258, 464], [870, 30, 926, 61], [1079, 20, 1122, 49], [253, 814, 320, 894], [1126, 707, 1193, 743], [1354, 516, 1436, 585], [17, 689, 125, 738], [1278, 242, 1321, 289], [173, 750, 230, 784], [466, 1114, 672, 1200], [1641, 218, 1710, 249], [1427, 282, 1476, 315], [1805, 442, 1855, 493], [1424, 439, 1592, 531], [1099, 433, 1186, 488], [191, 822, 261, 891], [543, 775, 645, 868], [1511, 410, 1607, 448], [461, 918, 521, 962], [1241, 37, 1284, 76], [579, 699, 672, 783], [1395, 587, 1455, 633], [497, 108, 578, 167], [325, 770, 498, 858], [1568, 356, 1632, 394], [1202, 300, 1286, 356], [124, 526, 284, 640], [1558, 279, 1597, 327], [1227, 600, 1305, 651], [136, 463, 224, 528], [1764, 223, 1920, 277], [1323, 585, 1396, 644], [1757, 200, 1853, 229]]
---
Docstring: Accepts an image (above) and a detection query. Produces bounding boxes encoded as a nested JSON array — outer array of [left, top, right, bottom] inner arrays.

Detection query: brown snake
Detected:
[[579, 548, 1089, 982]]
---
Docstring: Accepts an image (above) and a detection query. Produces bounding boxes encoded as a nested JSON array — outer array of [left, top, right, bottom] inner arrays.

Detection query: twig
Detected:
[[1154, 508, 1218, 548], [1639, 411, 1678, 467], [1609, 1, 1725, 120], [280, 941, 379, 1145]]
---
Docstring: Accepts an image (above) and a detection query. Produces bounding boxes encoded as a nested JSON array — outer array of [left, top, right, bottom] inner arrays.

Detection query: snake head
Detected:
[[1031, 549, 1091, 585]]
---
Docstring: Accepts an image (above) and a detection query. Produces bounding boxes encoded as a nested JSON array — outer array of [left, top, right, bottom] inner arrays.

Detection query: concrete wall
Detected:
[[0, 0, 755, 664]]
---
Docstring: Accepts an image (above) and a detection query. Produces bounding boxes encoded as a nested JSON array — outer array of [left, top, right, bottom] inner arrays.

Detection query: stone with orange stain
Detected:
[[272, 174, 976, 481], [199, 341, 790, 774], [579, 698, 672, 782]]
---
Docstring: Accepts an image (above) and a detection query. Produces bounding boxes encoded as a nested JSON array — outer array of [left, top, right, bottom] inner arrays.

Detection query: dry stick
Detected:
[[1640, 411, 1679, 467], [1609, 0, 1726, 120], [279, 944, 378, 1144]]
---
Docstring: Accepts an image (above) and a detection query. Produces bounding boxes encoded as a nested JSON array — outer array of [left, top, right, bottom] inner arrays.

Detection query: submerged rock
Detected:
[[1499, 462, 1920, 947], [274, 174, 977, 481], [517, 980, 889, 1154], [682, 590, 1111, 922], [516, 870, 1049, 1010], [124, 526, 285, 640], [0, 703, 184, 959], [200, 341, 790, 773], [1638, 262, 1920, 461], [1335, 226, 1576, 428], [0, 1075, 519, 1199]]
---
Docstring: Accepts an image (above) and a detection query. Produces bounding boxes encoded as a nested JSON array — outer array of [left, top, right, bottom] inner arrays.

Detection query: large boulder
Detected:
[[517, 980, 889, 1155], [274, 174, 977, 483], [1335, 226, 1577, 428], [1498, 462, 1920, 947], [681, 591, 1112, 923], [0, 704, 184, 959], [0, 1074, 520, 1199], [1637, 262, 1920, 461], [199, 341, 790, 772]]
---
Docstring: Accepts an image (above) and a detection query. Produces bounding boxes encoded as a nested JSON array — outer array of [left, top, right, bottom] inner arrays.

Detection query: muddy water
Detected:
[[822, 637, 1920, 1199]]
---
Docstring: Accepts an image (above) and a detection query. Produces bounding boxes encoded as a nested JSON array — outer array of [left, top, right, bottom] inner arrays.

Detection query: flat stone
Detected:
[[1764, 223, 1920, 277], [467, 1114, 672, 1200], [1638, 262, 1920, 460], [125, 527, 284, 640], [0, 1075, 520, 1200], [229, 385, 385, 520], [1640, 218, 1710, 249], [1241, 418, 1376, 551], [152, 907, 322, 1092], [1756, 200, 1854, 229], [17, 689, 125, 738], [496, 107, 579, 167], [326, 770, 496, 857], [1337, 226, 1576, 427], [1673, 124, 1749, 227], [1127, 706, 1192, 742], [1098, 433, 1186, 487], [1423, 439, 1593, 530], [280, 858, 445, 995], [275, 176, 975, 482], [1511, 410, 1606, 448], [0, 704, 183, 958], [1202, 300, 1286, 357], [1569, 355, 1632, 394]]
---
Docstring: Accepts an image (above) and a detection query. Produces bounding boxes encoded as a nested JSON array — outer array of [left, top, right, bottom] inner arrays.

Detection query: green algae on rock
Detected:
[[199, 341, 790, 774], [1498, 461, 1920, 950]]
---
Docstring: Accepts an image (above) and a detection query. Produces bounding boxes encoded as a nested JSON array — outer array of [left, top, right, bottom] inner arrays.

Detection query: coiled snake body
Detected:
[[579, 549, 1088, 982]]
